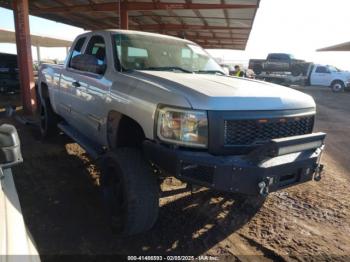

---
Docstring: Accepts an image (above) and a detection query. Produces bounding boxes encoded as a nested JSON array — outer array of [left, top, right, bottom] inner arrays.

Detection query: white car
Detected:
[[0, 124, 40, 262], [309, 64, 350, 92]]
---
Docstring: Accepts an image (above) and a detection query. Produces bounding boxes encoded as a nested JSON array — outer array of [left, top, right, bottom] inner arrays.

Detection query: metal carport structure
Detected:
[[0, 0, 260, 114], [317, 41, 350, 52], [0, 28, 72, 63]]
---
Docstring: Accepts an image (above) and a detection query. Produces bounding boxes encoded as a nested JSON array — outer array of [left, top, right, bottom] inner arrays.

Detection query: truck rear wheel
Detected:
[[331, 81, 345, 92], [40, 98, 59, 138], [99, 149, 159, 236]]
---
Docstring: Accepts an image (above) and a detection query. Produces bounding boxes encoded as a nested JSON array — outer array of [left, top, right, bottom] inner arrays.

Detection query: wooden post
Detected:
[[13, 0, 37, 115], [120, 3, 128, 30]]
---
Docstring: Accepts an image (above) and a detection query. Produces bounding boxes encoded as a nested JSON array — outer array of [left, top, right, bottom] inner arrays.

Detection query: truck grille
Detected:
[[224, 115, 314, 146]]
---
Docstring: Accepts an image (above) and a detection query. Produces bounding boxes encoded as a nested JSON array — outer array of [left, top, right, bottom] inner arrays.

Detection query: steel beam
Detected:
[[13, 0, 37, 114], [32, 2, 257, 13], [136, 24, 251, 31]]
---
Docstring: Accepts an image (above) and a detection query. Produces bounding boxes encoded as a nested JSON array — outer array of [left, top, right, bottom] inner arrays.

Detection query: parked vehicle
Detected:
[[0, 123, 40, 261], [38, 30, 326, 236], [254, 63, 350, 91], [309, 64, 350, 92], [249, 53, 310, 76], [0, 53, 20, 94]]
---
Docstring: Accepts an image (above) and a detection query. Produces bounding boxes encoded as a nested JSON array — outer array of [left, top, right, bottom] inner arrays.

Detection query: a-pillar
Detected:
[[13, 0, 37, 115]]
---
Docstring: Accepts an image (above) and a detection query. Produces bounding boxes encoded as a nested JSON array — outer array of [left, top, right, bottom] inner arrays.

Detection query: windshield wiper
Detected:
[[142, 66, 193, 73], [195, 70, 226, 76]]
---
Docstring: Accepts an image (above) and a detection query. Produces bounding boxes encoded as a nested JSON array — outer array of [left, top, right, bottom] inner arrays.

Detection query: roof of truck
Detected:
[[87, 29, 196, 44]]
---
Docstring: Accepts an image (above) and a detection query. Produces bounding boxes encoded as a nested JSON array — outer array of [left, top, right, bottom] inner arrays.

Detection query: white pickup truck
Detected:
[[38, 30, 326, 236], [0, 124, 40, 261], [309, 64, 350, 92]]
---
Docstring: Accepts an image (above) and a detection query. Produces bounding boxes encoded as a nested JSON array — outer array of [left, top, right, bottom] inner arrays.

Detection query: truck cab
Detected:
[[309, 64, 350, 92], [249, 53, 306, 76], [264, 53, 295, 72], [0, 53, 19, 94]]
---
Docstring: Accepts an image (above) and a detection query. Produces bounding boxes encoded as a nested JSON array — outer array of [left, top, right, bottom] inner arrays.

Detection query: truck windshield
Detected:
[[113, 33, 224, 74], [327, 66, 341, 72]]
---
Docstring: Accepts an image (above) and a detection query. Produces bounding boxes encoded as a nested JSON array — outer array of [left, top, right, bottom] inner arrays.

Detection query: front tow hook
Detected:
[[258, 177, 274, 197], [314, 164, 324, 181]]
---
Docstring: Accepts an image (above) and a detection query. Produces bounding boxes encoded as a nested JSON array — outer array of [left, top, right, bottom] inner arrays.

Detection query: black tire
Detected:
[[253, 65, 263, 75], [40, 98, 59, 138], [291, 65, 302, 76], [99, 149, 159, 236], [331, 80, 345, 93]]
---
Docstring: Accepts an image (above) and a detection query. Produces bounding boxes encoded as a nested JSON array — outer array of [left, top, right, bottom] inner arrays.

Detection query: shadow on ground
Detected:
[[7, 120, 264, 257]]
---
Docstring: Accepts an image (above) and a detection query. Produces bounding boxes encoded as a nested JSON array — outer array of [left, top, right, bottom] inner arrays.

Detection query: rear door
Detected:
[[310, 66, 332, 86]]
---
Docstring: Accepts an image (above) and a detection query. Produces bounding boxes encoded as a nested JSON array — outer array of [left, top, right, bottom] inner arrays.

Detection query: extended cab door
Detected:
[[75, 34, 111, 145], [310, 66, 332, 86], [60, 34, 111, 145]]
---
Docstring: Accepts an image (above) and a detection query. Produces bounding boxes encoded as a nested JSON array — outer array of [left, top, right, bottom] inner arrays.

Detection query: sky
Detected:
[[1, 0, 350, 69]]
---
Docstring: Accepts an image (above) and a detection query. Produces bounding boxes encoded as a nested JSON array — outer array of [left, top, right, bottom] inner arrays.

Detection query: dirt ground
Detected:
[[0, 86, 349, 261]]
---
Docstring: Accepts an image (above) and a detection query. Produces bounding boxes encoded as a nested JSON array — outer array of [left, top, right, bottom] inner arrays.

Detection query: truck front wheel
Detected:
[[99, 149, 159, 236], [253, 65, 263, 75], [40, 98, 59, 138], [331, 81, 345, 92]]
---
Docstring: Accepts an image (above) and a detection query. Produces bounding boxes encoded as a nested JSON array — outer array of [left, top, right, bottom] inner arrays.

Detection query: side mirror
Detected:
[[70, 54, 106, 74], [0, 124, 23, 168]]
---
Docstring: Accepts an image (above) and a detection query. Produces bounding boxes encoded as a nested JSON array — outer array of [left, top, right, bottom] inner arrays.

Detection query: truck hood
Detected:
[[333, 71, 350, 77], [132, 71, 316, 111]]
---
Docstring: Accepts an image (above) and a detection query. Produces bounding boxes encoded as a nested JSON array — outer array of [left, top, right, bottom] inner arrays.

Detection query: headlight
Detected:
[[156, 106, 208, 148]]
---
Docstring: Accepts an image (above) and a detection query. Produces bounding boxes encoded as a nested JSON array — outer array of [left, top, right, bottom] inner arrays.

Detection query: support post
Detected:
[[13, 0, 37, 115], [36, 45, 41, 64], [120, 3, 128, 29]]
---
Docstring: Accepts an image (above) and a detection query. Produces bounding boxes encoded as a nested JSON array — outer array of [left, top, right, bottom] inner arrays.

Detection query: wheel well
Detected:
[[331, 79, 344, 86], [40, 82, 49, 100], [107, 111, 146, 149]]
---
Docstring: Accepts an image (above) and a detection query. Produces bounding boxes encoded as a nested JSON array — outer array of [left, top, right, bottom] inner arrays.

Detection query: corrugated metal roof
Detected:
[[317, 41, 350, 52], [0, 0, 260, 50], [0, 29, 72, 47]]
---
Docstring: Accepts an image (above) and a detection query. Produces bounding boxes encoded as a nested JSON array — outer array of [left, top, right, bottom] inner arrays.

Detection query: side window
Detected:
[[85, 35, 106, 66], [69, 37, 86, 67], [315, 66, 328, 73], [268, 54, 279, 60], [281, 54, 290, 61]]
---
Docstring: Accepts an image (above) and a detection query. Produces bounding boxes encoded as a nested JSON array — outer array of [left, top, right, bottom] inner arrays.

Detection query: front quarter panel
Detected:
[[38, 64, 63, 114], [107, 71, 192, 139]]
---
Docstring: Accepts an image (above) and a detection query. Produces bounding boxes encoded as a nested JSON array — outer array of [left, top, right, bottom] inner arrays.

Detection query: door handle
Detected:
[[72, 81, 81, 88]]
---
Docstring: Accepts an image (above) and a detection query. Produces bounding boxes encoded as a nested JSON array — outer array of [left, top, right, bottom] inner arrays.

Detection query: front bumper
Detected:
[[144, 132, 326, 196]]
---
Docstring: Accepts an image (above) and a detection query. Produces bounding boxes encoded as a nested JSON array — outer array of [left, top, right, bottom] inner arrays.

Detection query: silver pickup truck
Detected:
[[38, 30, 326, 236]]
